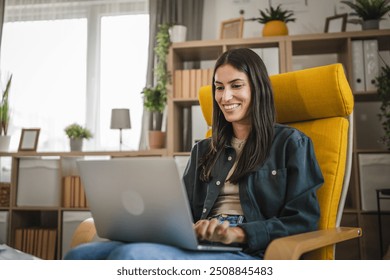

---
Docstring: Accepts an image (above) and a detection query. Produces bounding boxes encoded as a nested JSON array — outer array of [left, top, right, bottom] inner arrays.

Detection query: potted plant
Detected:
[[0, 74, 13, 152], [64, 123, 92, 151], [249, 4, 296, 36], [376, 62, 390, 150], [141, 23, 170, 149], [341, 0, 390, 30]]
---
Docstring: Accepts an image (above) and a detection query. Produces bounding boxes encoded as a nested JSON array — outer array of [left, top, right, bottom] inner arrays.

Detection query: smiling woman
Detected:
[[0, 0, 148, 151]]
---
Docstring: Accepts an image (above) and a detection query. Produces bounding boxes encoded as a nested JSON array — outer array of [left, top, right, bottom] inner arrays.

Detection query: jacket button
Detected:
[[203, 208, 207, 213], [271, 170, 277, 175], [228, 156, 232, 161], [216, 180, 221, 186]]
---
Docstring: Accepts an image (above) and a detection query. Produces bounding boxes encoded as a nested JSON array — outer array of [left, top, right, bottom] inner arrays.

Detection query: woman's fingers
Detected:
[[194, 219, 230, 242]]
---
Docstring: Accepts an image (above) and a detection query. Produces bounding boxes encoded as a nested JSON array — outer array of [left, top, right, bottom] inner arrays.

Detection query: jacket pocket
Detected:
[[249, 168, 287, 217]]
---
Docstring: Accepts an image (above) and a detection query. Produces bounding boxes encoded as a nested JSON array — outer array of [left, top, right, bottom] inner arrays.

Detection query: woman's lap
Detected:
[[64, 241, 260, 260]]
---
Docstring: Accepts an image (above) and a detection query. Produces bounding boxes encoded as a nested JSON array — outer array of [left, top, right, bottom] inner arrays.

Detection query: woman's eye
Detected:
[[215, 86, 224, 91], [232, 84, 243, 89]]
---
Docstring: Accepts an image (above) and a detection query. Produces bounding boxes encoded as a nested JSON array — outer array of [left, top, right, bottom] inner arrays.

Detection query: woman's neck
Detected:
[[232, 123, 251, 140]]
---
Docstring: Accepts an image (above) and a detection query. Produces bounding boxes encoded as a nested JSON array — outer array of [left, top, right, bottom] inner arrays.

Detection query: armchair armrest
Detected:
[[70, 218, 102, 248], [264, 227, 362, 260]]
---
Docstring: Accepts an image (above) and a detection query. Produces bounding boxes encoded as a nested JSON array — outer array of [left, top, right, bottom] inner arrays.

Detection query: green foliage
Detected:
[[376, 63, 390, 149], [141, 86, 166, 113], [341, 0, 390, 21], [253, 4, 296, 24], [0, 74, 13, 136], [64, 123, 92, 140], [142, 23, 171, 113]]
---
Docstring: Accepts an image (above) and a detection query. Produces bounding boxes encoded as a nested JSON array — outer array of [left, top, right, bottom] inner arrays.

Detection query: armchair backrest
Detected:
[[197, 63, 354, 259]]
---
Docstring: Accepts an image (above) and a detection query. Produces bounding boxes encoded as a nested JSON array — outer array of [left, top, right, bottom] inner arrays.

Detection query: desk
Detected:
[[376, 188, 390, 258]]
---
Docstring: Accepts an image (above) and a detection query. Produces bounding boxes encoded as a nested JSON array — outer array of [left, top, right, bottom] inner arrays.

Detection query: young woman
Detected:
[[64, 48, 323, 260]]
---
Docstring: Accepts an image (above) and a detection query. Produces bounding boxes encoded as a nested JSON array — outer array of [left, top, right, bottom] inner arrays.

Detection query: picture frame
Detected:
[[18, 128, 40, 151], [324, 14, 347, 33], [220, 17, 244, 39]]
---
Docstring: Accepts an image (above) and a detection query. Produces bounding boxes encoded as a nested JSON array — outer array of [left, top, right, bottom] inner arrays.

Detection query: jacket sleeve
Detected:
[[239, 133, 324, 255]]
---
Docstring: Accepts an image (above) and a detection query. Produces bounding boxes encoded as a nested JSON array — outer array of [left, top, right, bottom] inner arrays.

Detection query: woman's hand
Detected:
[[193, 219, 246, 244]]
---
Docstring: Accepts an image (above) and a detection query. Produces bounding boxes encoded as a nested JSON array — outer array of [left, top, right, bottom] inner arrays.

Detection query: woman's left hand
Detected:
[[193, 219, 246, 244]]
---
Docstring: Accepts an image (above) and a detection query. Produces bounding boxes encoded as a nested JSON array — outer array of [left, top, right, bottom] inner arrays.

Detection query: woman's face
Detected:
[[214, 64, 252, 126]]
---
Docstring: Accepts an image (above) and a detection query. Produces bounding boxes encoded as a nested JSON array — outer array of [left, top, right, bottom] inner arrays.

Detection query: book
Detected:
[[74, 175, 80, 208], [47, 229, 57, 260], [174, 70, 182, 98], [189, 69, 196, 98], [352, 40, 366, 92], [363, 39, 379, 91], [62, 176, 72, 207], [182, 70, 190, 98]]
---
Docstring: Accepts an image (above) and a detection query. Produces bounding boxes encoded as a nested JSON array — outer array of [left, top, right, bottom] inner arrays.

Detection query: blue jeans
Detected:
[[64, 215, 260, 260]]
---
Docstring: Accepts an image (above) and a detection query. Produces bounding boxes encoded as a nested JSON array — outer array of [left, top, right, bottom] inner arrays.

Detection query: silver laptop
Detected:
[[77, 157, 242, 252]]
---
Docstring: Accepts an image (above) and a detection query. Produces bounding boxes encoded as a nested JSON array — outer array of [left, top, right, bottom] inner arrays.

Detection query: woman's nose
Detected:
[[221, 89, 233, 102]]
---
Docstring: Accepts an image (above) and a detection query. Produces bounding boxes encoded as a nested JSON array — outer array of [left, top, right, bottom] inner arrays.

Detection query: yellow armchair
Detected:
[[71, 63, 361, 260], [198, 63, 361, 260]]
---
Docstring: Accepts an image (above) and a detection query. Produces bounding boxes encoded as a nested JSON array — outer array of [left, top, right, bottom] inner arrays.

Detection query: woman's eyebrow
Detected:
[[214, 78, 245, 85]]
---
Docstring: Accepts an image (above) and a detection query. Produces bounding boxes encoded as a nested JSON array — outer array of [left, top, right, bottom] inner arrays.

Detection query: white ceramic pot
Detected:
[[169, 25, 187, 43], [70, 138, 83, 151], [0, 135, 11, 152]]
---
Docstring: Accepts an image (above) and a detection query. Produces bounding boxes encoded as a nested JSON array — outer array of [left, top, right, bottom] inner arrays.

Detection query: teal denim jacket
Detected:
[[183, 124, 324, 257]]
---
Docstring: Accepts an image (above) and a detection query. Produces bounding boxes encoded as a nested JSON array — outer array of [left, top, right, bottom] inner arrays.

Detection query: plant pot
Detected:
[[70, 138, 83, 151], [148, 131, 166, 149], [262, 20, 288, 37], [169, 25, 187, 43], [362, 20, 380, 30], [0, 135, 11, 152]]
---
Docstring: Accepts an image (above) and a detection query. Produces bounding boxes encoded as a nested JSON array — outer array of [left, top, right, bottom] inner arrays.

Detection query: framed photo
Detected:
[[324, 14, 347, 33], [220, 17, 244, 39], [18, 128, 40, 151]]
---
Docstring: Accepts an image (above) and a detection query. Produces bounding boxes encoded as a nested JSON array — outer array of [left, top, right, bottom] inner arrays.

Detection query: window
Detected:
[[1, 19, 87, 151], [0, 0, 149, 151], [100, 14, 149, 150]]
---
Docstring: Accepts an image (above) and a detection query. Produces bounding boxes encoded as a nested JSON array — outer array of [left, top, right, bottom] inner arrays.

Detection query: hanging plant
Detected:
[[141, 23, 171, 114]]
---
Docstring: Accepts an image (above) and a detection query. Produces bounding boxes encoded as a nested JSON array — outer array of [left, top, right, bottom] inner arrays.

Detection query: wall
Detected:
[[202, 0, 390, 40]]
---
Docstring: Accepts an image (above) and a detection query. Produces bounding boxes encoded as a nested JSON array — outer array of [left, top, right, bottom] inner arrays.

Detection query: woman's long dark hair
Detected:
[[199, 48, 276, 184]]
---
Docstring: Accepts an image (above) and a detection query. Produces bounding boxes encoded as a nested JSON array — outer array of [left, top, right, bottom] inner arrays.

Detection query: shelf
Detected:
[[0, 149, 168, 259], [0, 149, 167, 158]]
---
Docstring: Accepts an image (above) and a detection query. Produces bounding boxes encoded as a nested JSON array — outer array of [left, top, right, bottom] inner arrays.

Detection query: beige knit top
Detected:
[[210, 137, 245, 217]]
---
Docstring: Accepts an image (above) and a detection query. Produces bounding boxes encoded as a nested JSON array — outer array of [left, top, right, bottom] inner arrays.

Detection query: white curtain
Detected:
[[2, 0, 148, 151]]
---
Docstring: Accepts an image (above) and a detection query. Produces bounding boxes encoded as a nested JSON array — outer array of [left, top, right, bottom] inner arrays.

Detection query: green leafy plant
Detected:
[[251, 4, 296, 24], [341, 0, 390, 23], [0, 74, 13, 136], [142, 23, 170, 113], [64, 123, 92, 140], [376, 62, 390, 150]]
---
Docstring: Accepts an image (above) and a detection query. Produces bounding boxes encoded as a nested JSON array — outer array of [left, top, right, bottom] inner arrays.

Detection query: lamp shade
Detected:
[[110, 108, 131, 129]]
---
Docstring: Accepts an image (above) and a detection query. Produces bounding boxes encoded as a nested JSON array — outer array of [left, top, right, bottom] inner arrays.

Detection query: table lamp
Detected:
[[110, 108, 131, 149]]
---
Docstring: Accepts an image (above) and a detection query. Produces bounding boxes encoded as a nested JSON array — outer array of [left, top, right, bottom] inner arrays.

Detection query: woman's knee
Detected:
[[108, 243, 179, 260], [64, 241, 123, 260]]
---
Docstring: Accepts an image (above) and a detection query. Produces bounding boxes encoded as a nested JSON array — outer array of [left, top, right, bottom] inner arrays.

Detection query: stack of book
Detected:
[[62, 176, 88, 208], [14, 228, 57, 260], [174, 68, 213, 98], [0, 182, 10, 207]]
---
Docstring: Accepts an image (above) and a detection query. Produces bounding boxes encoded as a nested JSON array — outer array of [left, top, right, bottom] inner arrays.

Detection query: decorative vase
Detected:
[[362, 20, 380, 30], [169, 25, 187, 43], [0, 135, 11, 152], [148, 131, 166, 149], [70, 138, 83, 151], [262, 20, 288, 37]]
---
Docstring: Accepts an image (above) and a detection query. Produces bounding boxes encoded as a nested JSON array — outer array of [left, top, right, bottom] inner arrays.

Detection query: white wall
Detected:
[[202, 0, 390, 40]]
